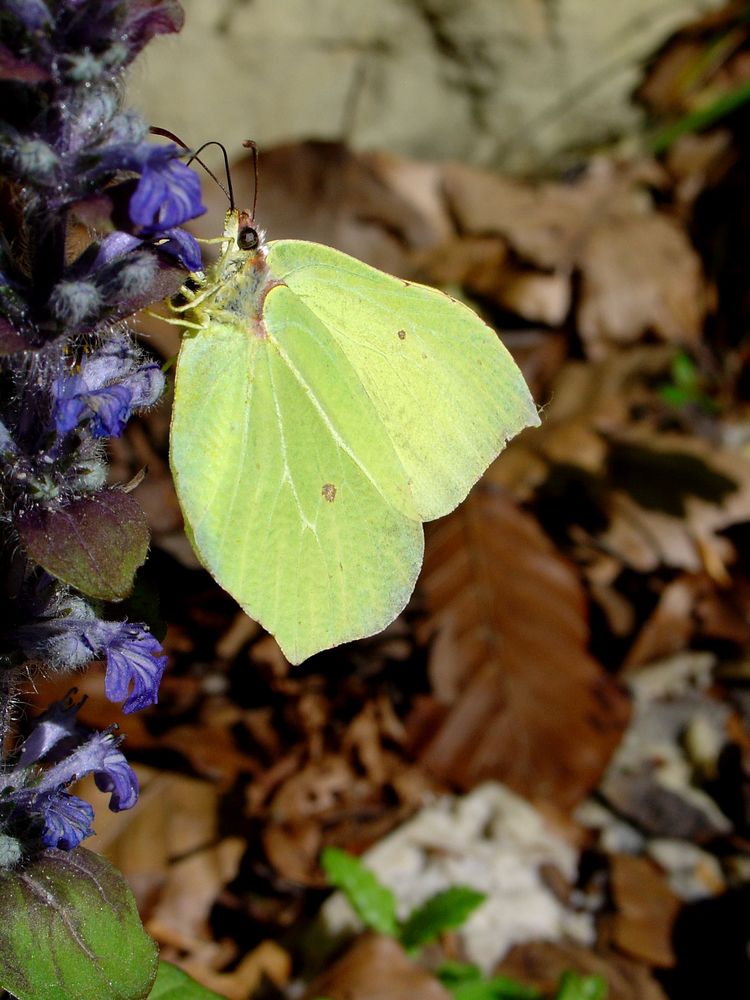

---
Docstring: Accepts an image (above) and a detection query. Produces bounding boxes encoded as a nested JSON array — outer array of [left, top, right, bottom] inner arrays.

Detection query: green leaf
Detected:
[[436, 961, 484, 987], [17, 489, 149, 600], [452, 978, 542, 1000], [670, 351, 699, 390], [437, 963, 543, 1000], [554, 971, 607, 1000], [400, 886, 485, 951], [0, 848, 158, 1000], [650, 78, 750, 153], [171, 214, 539, 663], [319, 846, 398, 937], [149, 962, 225, 999]]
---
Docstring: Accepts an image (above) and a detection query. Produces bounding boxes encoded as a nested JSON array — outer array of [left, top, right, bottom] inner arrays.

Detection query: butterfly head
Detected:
[[223, 209, 266, 255], [213, 209, 268, 285]]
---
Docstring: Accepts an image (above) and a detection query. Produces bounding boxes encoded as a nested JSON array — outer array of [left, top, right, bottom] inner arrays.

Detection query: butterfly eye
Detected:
[[237, 226, 259, 251]]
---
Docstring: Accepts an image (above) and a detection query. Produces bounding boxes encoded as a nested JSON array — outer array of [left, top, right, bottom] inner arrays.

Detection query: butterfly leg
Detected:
[[146, 310, 204, 330]]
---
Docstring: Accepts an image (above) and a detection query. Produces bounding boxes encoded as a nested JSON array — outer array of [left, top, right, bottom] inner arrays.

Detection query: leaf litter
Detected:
[[27, 11, 750, 996]]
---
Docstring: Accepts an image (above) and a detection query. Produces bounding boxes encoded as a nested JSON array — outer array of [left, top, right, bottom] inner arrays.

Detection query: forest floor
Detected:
[[32, 6, 750, 999]]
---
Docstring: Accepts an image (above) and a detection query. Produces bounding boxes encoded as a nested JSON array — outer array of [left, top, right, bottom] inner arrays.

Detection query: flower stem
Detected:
[[0, 669, 19, 764]]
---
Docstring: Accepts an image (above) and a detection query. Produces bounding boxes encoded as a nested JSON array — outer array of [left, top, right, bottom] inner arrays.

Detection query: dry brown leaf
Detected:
[[408, 486, 629, 810], [343, 704, 389, 786], [610, 854, 681, 967], [495, 268, 571, 326], [442, 158, 703, 357], [414, 236, 509, 294], [180, 940, 291, 1000], [577, 213, 704, 358], [161, 722, 258, 789], [302, 933, 452, 1000], [262, 819, 322, 886], [147, 837, 245, 951], [499, 938, 669, 1000], [623, 575, 700, 669], [269, 754, 360, 822]]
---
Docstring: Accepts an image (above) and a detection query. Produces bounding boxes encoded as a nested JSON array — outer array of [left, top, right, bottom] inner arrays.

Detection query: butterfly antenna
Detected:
[[149, 126, 234, 208], [242, 139, 258, 221]]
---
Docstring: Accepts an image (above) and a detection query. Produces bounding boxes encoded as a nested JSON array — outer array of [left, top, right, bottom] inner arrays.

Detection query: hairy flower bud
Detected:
[[50, 280, 103, 327]]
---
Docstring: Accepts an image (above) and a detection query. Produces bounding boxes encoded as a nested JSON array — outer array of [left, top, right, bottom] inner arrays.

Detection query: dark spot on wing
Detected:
[[397, 329, 406, 340], [322, 483, 337, 502]]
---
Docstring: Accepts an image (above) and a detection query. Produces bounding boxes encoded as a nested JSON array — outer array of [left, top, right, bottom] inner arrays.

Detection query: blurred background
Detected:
[[128, 0, 723, 174]]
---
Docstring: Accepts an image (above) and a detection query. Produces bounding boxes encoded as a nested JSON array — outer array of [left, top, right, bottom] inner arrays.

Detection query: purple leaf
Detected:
[[17, 490, 150, 601], [0, 43, 50, 83]]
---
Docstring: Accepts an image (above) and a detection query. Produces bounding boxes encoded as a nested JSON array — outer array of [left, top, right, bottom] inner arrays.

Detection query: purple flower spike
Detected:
[[130, 149, 205, 233], [94, 225, 202, 275], [103, 624, 167, 714], [14, 594, 168, 714], [5, 0, 52, 31], [3, 699, 141, 852]]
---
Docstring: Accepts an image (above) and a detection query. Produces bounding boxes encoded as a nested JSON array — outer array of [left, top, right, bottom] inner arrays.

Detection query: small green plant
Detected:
[[555, 970, 607, 1000], [437, 960, 543, 999], [321, 848, 607, 1000], [320, 846, 486, 953], [436, 962, 607, 1000], [658, 351, 718, 413]]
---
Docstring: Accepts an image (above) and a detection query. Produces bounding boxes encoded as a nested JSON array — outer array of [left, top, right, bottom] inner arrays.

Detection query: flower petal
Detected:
[[16, 691, 85, 767], [129, 149, 205, 233], [51, 335, 165, 438], [36, 790, 95, 850], [39, 731, 139, 812], [103, 624, 167, 713], [156, 227, 202, 272]]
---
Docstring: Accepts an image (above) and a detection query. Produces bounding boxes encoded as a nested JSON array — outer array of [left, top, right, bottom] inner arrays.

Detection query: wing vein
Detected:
[[270, 332, 404, 511]]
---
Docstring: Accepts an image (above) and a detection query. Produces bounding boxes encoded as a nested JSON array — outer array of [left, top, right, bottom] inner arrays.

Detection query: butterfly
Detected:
[[169, 206, 539, 663]]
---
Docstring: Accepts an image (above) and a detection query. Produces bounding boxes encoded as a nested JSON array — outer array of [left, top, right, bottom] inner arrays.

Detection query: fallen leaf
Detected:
[[302, 933, 452, 1000], [609, 853, 681, 967], [499, 938, 669, 1000], [577, 212, 705, 358], [408, 485, 629, 810]]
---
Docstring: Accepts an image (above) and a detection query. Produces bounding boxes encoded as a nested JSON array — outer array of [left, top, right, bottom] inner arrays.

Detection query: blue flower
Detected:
[[102, 624, 167, 714], [1, 693, 140, 851], [15, 690, 84, 768], [52, 335, 164, 438], [130, 147, 205, 233], [41, 730, 139, 812], [16, 595, 168, 714], [33, 791, 95, 850], [95, 223, 203, 273], [0, 0, 184, 83], [155, 227, 203, 272]]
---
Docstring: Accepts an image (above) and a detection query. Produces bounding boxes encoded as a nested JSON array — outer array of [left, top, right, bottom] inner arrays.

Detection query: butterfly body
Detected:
[[170, 209, 539, 663]]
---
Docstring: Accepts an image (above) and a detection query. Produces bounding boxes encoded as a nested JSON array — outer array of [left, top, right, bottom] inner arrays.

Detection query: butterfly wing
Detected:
[[171, 294, 423, 665], [171, 238, 538, 663], [265, 240, 540, 520]]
